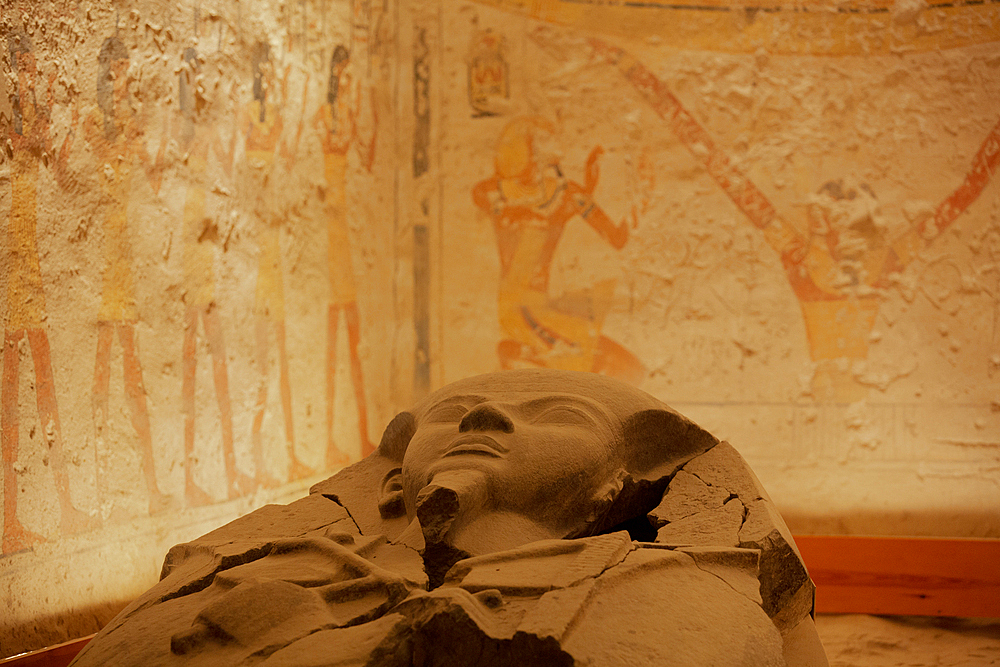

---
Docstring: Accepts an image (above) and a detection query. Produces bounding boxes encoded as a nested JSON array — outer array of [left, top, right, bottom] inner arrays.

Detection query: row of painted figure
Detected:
[[2, 32, 374, 555], [4, 28, 999, 557]]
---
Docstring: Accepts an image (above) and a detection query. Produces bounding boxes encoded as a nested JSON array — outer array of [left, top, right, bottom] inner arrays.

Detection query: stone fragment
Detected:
[[176, 494, 352, 550], [677, 546, 762, 605], [260, 614, 408, 667], [648, 469, 730, 526], [560, 547, 785, 667], [444, 532, 633, 595], [654, 497, 744, 547], [682, 440, 771, 503], [739, 496, 815, 632]]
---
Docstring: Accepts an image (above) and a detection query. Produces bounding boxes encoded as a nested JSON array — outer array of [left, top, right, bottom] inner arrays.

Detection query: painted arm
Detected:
[[46, 75, 78, 190], [133, 104, 171, 195], [51, 104, 79, 190], [565, 181, 629, 250], [588, 37, 806, 259], [213, 85, 242, 176], [891, 117, 1000, 268], [472, 176, 502, 217], [214, 122, 239, 178], [359, 86, 378, 173]]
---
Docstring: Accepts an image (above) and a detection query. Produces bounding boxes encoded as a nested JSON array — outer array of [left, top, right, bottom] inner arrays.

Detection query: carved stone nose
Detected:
[[458, 403, 514, 433]]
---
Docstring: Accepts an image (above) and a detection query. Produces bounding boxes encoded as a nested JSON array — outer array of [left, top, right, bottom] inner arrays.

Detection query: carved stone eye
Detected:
[[535, 405, 593, 426], [425, 403, 469, 423]]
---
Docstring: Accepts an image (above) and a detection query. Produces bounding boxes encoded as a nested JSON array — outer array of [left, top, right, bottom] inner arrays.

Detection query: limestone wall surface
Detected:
[[1, 0, 399, 656], [2, 0, 999, 659], [413, 0, 1000, 538]]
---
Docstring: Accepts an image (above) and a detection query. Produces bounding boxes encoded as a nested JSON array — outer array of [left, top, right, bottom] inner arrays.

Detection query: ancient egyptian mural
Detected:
[[1, 0, 999, 659], [420, 0, 999, 536], [1, 0, 394, 654]]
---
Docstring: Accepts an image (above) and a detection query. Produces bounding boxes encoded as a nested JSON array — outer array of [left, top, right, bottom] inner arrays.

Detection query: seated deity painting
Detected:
[[72, 369, 828, 667]]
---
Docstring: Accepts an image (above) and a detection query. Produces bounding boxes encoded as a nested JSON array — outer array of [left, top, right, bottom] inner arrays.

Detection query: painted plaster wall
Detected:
[[411, 0, 1000, 535], [1, 0, 398, 656], [2, 0, 999, 659]]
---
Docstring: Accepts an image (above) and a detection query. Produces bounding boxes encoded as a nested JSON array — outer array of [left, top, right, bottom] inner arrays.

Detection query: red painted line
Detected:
[[929, 117, 1000, 235], [589, 38, 778, 231]]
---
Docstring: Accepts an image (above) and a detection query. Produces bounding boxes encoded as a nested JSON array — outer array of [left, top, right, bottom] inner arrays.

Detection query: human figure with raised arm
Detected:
[[472, 117, 645, 384], [241, 42, 313, 482]]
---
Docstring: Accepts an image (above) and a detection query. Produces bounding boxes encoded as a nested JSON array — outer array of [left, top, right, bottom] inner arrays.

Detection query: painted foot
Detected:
[[360, 439, 375, 459], [256, 472, 282, 490], [60, 505, 100, 536], [2, 521, 45, 556], [105, 505, 134, 526], [288, 458, 315, 482], [325, 447, 352, 470], [186, 481, 215, 508], [228, 471, 256, 500], [148, 492, 179, 516]]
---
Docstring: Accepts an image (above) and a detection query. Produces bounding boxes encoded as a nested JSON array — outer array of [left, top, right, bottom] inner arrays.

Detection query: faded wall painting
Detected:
[[471, 116, 644, 383], [2, 0, 999, 659], [1, 0, 395, 656], [425, 0, 1000, 539]]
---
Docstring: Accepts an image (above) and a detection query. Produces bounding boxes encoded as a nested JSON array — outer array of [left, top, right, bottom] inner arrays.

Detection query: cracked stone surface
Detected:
[[71, 369, 827, 667], [654, 496, 745, 547]]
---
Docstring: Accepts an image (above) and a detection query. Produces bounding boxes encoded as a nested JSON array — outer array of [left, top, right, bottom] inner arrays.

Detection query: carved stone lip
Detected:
[[444, 434, 509, 457]]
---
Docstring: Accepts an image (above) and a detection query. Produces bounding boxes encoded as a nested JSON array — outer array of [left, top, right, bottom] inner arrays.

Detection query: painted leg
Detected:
[[2, 330, 44, 554], [182, 307, 213, 507], [344, 303, 372, 459], [92, 321, 113, 516], [205, 308, 254, 499], [326, 305, 350, 469], [250, 317, 280, 489], [275, 321, 311, 480], [28, 329, 97, 536], [119, 324, 173, 514]]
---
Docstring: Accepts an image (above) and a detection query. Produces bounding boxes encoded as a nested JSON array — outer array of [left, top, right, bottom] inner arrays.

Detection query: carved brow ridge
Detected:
[[423, 393, 613, 426]]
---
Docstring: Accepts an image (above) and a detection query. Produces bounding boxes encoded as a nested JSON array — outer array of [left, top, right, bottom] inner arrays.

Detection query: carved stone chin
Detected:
[[71, 369, 828, 667]]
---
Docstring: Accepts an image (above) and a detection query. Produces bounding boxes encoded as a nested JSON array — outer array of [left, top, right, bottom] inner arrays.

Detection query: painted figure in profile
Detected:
[[472, 117, 645, 384], [1, 30, 97, 555], [312, 44, 377, 463], [82, 33, 173, 518]]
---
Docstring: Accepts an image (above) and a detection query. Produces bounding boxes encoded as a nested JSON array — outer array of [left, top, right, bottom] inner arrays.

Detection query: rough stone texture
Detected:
[[72, 369, 825, 666], [654, 497, 745, 547], [671, 440, 817, 635], [648, 469, 731, 525]]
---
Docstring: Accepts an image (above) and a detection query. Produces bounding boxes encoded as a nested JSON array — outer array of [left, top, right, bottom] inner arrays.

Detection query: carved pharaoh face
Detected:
[[400, 383, 622, 534]]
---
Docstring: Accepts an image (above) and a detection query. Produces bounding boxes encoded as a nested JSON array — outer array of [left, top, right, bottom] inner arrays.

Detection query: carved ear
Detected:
[[585, 467, 627, 526], [621, 408, 718, 482], [378, 467, 406, 519], [377, 411, 416, 461]]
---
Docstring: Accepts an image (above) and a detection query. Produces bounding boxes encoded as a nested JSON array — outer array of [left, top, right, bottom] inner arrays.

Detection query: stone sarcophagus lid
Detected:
[[72, 369, 828, 666]]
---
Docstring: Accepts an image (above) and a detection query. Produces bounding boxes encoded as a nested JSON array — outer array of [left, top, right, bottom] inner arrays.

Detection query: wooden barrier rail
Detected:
[[796, 535, 1000, 618], [4, 536, 999, 666]]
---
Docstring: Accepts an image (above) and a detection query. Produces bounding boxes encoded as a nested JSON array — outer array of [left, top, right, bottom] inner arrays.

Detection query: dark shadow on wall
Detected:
[[1, 598, 129, 660]]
